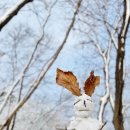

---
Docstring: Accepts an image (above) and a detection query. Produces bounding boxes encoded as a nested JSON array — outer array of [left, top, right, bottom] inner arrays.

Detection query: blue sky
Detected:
[[0, 0, 130, 129]]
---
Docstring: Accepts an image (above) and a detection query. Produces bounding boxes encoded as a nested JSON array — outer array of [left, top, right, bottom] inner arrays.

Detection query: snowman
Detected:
[[56, 69, 106, 130], [67, 94, 106, 130]]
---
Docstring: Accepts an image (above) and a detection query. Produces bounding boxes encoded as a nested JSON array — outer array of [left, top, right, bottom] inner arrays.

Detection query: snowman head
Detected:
[[56, 69, 100, 97], [74, 94, 94, 118]]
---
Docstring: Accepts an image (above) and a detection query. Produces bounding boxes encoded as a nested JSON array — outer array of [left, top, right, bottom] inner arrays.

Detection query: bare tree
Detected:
[[0, 0, 82, 129], [114, 0, 130, 130], [74, 0, 130, 129], [0, 0, 130, 130]]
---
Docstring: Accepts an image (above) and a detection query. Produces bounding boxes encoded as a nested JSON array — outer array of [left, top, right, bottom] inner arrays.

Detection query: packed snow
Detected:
[[67, 94, 106, 130]]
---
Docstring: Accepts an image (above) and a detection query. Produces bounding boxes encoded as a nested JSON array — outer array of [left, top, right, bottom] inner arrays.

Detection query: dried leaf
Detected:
[[56, 68, 81, 96], [84, 71, 100, 96]]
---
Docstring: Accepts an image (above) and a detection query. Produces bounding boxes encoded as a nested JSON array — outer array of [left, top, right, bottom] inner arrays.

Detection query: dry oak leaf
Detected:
[[84, 71, 100, 96], [56, 68, 81, 96]]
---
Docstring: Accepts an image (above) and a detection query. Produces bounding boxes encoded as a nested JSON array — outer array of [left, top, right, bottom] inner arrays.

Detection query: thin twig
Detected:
[[99, 122, 107, 130], [0, 0, 82, 129]]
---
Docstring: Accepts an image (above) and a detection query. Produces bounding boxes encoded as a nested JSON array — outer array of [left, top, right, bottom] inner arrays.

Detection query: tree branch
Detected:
[[0, 0, 57, 115], [98, 40, 112, 123], [0, 0, 82, 129], [0, 0, 33, 31]]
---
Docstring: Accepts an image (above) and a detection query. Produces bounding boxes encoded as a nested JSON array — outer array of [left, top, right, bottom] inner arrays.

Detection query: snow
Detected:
[[0, 0, 31, 26], [121, 37, 125, 44], [67, 94, 106, 130], [121, 0, 130, 38], [68, 118, 102, 130], [118, 60, 121, 70], [121, 46, 124, 51]]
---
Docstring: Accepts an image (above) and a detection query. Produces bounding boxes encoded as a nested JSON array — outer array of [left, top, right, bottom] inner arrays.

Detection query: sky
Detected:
[[0, 0, 130, 130]]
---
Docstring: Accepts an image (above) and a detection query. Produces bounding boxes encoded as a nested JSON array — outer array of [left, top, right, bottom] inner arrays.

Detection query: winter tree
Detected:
[[0, 0, 130, 130]]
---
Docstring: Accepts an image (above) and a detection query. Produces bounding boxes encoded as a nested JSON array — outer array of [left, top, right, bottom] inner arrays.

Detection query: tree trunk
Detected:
[[114, 36, 125, 130], [113, 0, 130, 130]]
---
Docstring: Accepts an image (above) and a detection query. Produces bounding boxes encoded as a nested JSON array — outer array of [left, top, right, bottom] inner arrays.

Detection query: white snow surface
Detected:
[[67, 94, 106, 130]]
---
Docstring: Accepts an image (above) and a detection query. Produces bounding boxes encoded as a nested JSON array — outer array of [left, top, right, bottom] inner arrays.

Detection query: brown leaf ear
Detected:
[[84, 71, 100, 96], [94, 76, 100, 86], [56, 68, 81, 96]]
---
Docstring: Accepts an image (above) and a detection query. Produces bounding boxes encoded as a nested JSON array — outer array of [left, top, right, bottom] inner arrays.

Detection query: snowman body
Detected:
[[67, 94, 106, 130]]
